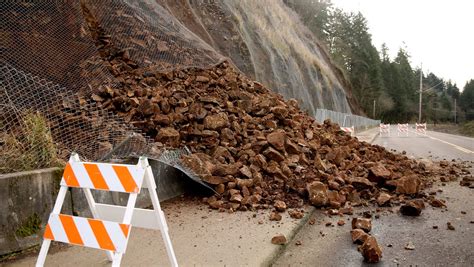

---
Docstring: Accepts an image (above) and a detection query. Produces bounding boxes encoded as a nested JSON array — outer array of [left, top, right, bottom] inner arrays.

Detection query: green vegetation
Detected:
[[460, 121, 474, 137], [1, 111, 62, 173], [15, 213, 42, 238], [285, 0, 472, 123]]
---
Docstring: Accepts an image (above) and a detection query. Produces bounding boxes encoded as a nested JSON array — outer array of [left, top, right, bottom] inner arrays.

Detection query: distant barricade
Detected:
[[415, 123, 427, 135], [379, 123, 390, 136], [397, 123, 409, 136]]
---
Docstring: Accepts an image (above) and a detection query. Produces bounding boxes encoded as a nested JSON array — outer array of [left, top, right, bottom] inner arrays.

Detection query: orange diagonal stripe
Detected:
[[119, 224, 130, 237], [112, 165, 138, 193], [43, 224, 55, 240], [83, 163, 109, 190], [88, 219, 116, 251], [59, 215, 84, 246], [63, 163, 80, 187]]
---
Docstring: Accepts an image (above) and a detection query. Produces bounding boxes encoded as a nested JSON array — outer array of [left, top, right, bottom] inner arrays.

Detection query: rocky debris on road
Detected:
[[269, 212, 282, 221], [81, 10, 470, 222], [288, 209, 304, 219], [274, 200, 287, 212], [377, 192, 392, 206], [447, 222, 455, 230], [351, 229, 370, 244], [359, 236, 383, 263], [460, 176, 474, 188], [271, 234, 287, 245], [400, 199, 425, 216], [429, 198, 446, 208], [352, 218, 372, 233], [404, 241, 415, 250]]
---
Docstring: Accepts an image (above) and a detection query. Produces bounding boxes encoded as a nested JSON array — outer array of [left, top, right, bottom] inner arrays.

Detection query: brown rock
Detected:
[[230, 194, 243, 203], [270, 212, 282, 221], [271, 234, 287, 245], [337, 220, 345, 226], [204, 113, 229, 130], [400, 199, 425, 216], [216, 184, 225, 194], [447, 222, 455, 230], [396, 175, 422, 194], [274, 200, 287, 212], [196, 75, 210, 82], [360, 236, 383, 263], [271, 106, 289, 118], [429, 198, 446, 208], [351, 229, 369, 244], [138, 99, 156, 116], [263, 147, 285, 162], [289, 210, 304, 219], [369, 163, 391, 182], [209, 200, 224, 209], [267, 131, 286, 151], [307, 181, 328, 207], [351, 218, 372, 233], [350, 177, 374, 190], [156, 127, 180, 146], [314, 155, 327, 171], [239, 166, 253, 179], [377, 192, 392, 206]]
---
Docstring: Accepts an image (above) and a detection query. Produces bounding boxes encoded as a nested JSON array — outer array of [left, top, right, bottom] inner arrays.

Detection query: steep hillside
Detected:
[[160, 0, 357, 114]]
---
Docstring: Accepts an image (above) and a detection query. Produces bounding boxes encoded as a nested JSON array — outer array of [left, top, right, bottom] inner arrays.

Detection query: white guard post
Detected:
[[340, 126, 355, 136], [36, 153, 178, 267], [397, 123, 409, 136], [379, 123, 390, 137]]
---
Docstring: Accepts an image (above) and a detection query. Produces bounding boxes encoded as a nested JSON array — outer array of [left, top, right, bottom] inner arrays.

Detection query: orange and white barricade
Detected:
[[397, 123, 409, 136], [340, 126, 355, 136], [379, 123, 390, 136], [36, 153, 178, 267], [415, 123, 427, 135]]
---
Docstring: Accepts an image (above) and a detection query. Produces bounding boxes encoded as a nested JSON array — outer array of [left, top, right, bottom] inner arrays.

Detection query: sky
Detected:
[[331, 0, 474, 90]]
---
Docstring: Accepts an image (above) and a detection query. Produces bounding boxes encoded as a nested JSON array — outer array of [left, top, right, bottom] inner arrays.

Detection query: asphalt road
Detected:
[[274, 127, 474, 267], [374, 126, 473, 162]]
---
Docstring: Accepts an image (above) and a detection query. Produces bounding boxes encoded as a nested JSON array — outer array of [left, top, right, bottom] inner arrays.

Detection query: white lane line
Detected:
[[408, 130, 473, 154]]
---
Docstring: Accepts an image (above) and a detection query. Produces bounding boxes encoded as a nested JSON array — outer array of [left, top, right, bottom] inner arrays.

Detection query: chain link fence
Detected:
[[315, 109, 380, 131]]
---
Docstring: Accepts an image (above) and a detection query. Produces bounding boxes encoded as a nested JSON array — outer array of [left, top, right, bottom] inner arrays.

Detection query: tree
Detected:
[[460, 79, 474, 120]]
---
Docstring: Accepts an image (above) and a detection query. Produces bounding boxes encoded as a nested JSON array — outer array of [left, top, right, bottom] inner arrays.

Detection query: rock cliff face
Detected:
[[159, 0, 356, 114]]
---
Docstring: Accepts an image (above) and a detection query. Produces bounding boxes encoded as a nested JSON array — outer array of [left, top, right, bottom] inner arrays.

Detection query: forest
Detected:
[[285, 0, 473, 123]]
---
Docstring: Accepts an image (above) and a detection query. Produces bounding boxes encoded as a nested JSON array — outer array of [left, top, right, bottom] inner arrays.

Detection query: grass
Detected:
[[460, 121, 474, 137], [1, 111, 62, 173], [15, 213, 41, 238], [428, 121, 474, 138]]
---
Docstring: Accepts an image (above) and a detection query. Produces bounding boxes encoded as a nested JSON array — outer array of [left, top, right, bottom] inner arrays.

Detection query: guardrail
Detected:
[[315, 109, 381, 130]]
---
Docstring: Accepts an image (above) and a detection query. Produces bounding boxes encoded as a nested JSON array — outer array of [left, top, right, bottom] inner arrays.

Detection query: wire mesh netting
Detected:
[[0, 0, 224, 174]]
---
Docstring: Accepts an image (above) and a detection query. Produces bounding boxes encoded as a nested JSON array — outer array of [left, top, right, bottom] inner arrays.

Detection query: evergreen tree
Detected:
[[460, 80, 474, 120]]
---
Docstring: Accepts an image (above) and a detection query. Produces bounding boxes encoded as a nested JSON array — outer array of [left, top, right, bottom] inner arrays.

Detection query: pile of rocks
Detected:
[[82, 9, 470, 216]]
